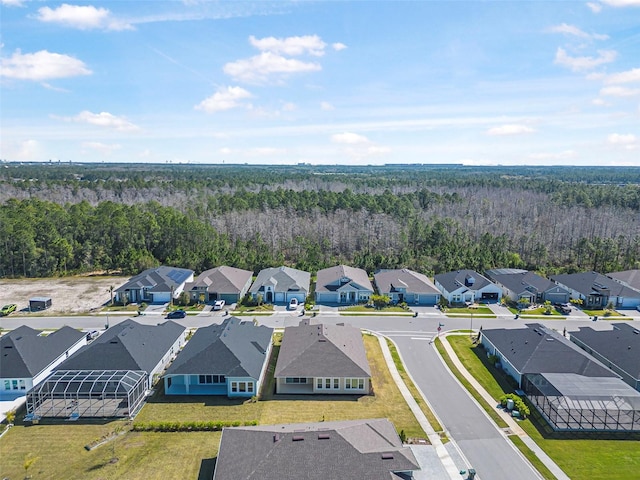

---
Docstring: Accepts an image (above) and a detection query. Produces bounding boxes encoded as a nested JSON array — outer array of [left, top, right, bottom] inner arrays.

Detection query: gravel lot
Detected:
[[0, 275, 129, 315]]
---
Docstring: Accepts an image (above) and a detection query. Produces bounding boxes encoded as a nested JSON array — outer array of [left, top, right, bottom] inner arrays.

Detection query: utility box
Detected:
[[29, 297, 52, 311]]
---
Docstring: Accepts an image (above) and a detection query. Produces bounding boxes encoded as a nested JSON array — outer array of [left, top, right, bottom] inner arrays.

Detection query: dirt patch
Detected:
[[0, 276, 129, 314]]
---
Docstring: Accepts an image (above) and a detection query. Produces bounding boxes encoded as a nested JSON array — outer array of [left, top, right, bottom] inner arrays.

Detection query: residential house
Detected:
[[607, 269, 640, 294], [0, 326, 86, 398], [434, 269, 502, 304], [114, 265, 194, 304], [164, 317, 273, 397], [315, 265, 373, 304], [186, 266, 253, 304], [551, 271, 640, 309], [249, 266, 310, 304], [485, 268, 570, 305], [55, 319, 186, 390], [374, 268, 440, 305], [570, 323, 640, 391], [25, 319, 187, 419], [212, 418, 420, 480], [274, 320, 371, 395], [480, 323, 640, 432]]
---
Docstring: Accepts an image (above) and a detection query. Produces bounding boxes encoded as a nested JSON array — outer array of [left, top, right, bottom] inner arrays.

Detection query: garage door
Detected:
[[481, 292, 499, 302], [545, 293, 568, 304], [152, 292, 171, 303]]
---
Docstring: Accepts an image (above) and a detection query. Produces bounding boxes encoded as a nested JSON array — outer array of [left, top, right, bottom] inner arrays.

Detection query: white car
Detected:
[[288, 298, 298, 310], [213, 300, 225, 311]]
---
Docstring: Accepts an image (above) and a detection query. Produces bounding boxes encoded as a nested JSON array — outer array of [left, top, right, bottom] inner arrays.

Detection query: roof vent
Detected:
[[381, 453, 394, 460], [273, 434, 281, 443], [318, 433, 330, 440], [292, 436, 304, 442]]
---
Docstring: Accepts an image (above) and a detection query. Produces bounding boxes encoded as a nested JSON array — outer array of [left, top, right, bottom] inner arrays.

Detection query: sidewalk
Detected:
[[438, 333, 570, 480], [375, 333, 465, 480]]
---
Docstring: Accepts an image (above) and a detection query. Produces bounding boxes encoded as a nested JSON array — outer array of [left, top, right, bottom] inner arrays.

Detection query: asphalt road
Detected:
[[2, 311, 630, 479]]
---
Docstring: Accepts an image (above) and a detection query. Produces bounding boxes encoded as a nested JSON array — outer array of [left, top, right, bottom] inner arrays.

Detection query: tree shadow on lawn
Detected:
[[144, 388, 247, 407]]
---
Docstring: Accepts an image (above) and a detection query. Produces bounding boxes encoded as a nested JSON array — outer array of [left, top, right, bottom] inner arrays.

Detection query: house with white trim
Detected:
[[315, 265, 373, 304], [274, 320, 371, 395], [434, 269, 502, 304]]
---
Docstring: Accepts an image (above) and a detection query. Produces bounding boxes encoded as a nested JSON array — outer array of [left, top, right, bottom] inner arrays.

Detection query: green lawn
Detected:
[[515, 307, 562, 316], [444, 306, 495, 317], [444, 336, 640, 480], [341, 305, 409, 313], [581, 309, 624, 317], [0, 334, 424, 480]]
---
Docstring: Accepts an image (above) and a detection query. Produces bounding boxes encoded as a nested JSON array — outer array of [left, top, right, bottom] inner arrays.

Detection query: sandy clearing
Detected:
[[0, 276, 129, 315]]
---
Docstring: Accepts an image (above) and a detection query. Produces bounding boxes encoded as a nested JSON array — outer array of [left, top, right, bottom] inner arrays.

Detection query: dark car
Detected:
[[166, 309, 186, 319]]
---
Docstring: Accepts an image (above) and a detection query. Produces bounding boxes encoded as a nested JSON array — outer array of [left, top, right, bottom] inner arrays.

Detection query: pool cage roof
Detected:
[[26, 370, 148, 419], [524, 373, 640, 433]]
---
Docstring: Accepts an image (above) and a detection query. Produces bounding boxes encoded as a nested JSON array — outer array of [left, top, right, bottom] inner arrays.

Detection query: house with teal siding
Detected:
[[163, 317, 273, 398]]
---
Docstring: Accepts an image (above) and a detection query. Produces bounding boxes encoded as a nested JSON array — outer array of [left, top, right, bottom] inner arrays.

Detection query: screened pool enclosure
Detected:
[[26, 370, 147, 419], [523, 373, 640, 433]]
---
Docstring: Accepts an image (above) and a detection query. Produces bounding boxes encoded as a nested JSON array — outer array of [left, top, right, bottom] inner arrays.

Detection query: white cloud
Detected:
[[486, 124, 535, 136], [320, 101, 335, 111], [195, 86, 253, 113], [64, 111, 140, 131], [554, 47, 617, 72], [0, 49, 92, 80], [331, 132, 370, 144], [607, 133, 637, 144], [601, 0, 640, 6], [16, 139, 40, 159], [249, 35, 326, 56], [548, 23, 608, 40], [219, 147, 232, 155], [82, 142, 122, 154], [332, 42, 347, 51], [1, 0, 25, 6], [37, 4, 132, 31], [223, 52, 321, 84], [587, 2, 603, 12], [604, 68, 640, 84], [600, 86, 640, 96], [592, 98, 611, 106]]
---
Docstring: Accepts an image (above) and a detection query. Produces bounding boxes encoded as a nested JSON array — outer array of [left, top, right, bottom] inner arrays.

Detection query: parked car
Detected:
[[166, 309, 186, 319], [0, 304, 17, 316], [557, 303, 572, 315], [288, 298, 299, 310], [213, 300, 226, 311], [86, 330, 99, 341]]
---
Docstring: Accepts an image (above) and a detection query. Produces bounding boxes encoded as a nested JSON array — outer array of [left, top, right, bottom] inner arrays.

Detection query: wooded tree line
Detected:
[[0, 188, 637, 278]]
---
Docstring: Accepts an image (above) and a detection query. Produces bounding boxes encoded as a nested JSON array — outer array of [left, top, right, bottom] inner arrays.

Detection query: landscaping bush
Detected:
[[499, 393, 530, 418], [132, 420, 258, 432]]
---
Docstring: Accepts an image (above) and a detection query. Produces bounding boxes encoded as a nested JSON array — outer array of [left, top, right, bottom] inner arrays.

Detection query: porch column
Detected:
[[184, 375, 189, 394]]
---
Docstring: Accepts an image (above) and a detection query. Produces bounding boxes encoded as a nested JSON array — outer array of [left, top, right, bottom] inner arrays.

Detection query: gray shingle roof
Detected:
[[570, 323, 640, 381], [0, 326, 85, 379], [607, 270, 640, 292], [212, 418, 419, 480], [374, 269, 439, 295], [485, 269, 567, 297], [115, 265, 194, 294], [165, 317, 273, 379], [481, 323, 618, 378], [550, 271, 640, 298], [58, 319, 185, 374], [187, 266, 253, 294], [275, 321, 371, 378], [434, 269, 494, 293], [250, 266, 310, 295], [315, 265, 373, 293]]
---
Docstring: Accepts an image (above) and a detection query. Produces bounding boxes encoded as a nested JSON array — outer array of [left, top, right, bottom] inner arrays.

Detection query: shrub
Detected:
[[131, 420, 258, 432]]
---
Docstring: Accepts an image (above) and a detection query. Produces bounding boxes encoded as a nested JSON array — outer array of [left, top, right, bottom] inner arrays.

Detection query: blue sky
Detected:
[[1, 1, 639, 166]]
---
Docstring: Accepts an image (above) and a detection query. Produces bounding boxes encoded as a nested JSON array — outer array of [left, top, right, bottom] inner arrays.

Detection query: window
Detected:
[[333, 378, 340, 389], [325, 378, 331, 389], [12, 380, 18, 390], [231, 382, 237, 393], [317, 378, 322, 389], [317, 378, 340, 390], [345, 378, 365, 390], [198, 375, 226, 384], [247, 383, 254, 393], [3, 380, 9, 390], [285, 377, 307, 384], [19, 379, 25, 390], [230, 381, 252, 393]]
